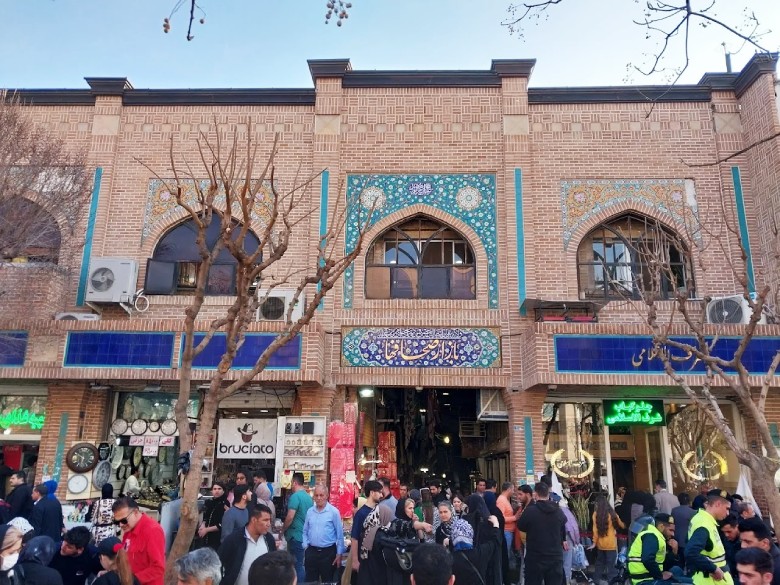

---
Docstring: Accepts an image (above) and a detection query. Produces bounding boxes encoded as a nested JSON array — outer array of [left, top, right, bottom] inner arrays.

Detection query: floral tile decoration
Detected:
[[142, 179, 274, 241], [344, 174, 498, 308], [560, 179, 701, 250], [341, 327, 501, 368]]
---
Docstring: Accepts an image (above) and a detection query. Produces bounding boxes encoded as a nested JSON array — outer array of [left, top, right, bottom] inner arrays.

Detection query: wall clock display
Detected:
[[97, 442, 111, 461], [66, 443, 99, 473], [132, 447, 143, 467], [111, 418, 128, 436], [110, 446, 124, 469], [161, 419, 177, 436], [148, 421, 161, 433], [130, 419, 148, 435], [92, 460, 112, 489], [68, 474, 89, 495], [158, 447, 167, 464]]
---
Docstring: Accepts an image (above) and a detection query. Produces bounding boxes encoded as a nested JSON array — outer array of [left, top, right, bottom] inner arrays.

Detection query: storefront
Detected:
[[0, 386, 47, 495], [542, 397, 743, 500]]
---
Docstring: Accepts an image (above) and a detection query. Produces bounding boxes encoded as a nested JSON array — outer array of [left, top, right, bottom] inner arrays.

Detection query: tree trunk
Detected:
[[748, 457, 780, 529], [163, 390, 220, 585]]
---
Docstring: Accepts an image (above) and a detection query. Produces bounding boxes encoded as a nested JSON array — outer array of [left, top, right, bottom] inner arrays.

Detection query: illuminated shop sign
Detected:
[[603, 400, 665, 426], [0, 408, 45, 431]]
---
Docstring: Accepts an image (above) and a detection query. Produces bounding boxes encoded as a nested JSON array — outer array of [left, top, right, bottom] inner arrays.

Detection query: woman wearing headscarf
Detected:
[[14, 535, 63, 585], [451, 516, 503, 585], [484, 491, 511, 585], [198, 482, 228, 549], [560, 497, 581, 585], [390, 499, 431, 540], [92, 536, 139, 585], [0, 525, 23, 585], [357, 504, 394, 585], [255, 482, 275, 522], [89, 483, 118, 544], [435, 500, 455, 547]]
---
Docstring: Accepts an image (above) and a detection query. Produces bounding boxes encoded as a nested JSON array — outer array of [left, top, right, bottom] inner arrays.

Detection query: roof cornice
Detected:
[[528, 85, 712, 104]]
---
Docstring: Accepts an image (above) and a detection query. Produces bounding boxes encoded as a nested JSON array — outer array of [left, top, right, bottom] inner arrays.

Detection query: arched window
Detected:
[[365, 215, 476, 300], [0, 199, 61, 263], [145, 215, 260, 295], [577, 213, 694, 301]]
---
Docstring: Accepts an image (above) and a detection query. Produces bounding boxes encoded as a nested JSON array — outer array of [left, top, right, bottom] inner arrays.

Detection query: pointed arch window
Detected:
[[145, 215, 260, 296], [365, 215, 476, 300], [576, 213, 694, 301]]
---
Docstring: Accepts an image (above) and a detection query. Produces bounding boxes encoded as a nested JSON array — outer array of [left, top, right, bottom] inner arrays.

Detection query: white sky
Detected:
[[1, 0, 778, 89]]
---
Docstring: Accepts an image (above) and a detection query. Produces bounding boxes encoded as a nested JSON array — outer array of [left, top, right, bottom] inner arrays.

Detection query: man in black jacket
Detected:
[[516, 481, 567, 585], [6, 471, 33, 519], [218, 503, 275, 585], [30, 483, 64, 541]]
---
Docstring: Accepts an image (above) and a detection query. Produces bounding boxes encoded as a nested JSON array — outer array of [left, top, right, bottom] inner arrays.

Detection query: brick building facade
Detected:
[[1, 53, 779, 505]]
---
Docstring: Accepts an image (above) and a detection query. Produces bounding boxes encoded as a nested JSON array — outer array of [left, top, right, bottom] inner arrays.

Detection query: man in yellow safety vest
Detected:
[[628, 513, 692, 585], [685, 490, 734, 585]]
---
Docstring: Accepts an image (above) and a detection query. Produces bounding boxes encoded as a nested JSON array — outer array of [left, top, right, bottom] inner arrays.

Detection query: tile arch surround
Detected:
[[349, 203, 491, 309], [343, 173, 499, 309], [560, 179, 701, 251]]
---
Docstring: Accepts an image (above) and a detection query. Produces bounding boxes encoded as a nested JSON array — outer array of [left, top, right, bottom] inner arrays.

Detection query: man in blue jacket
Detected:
[[29, 483, 64, 541]]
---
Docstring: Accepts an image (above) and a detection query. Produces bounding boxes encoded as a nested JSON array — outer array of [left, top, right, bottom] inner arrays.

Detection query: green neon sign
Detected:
[[0, 408, 45, 431], [604, 400, 665, 426]]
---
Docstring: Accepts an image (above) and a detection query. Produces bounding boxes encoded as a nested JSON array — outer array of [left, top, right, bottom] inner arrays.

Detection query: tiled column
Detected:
[[504, 386, 548, 485]]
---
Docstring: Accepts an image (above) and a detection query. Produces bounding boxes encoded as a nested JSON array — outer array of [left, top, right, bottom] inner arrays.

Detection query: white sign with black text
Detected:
[[217, 418, 277, 459]]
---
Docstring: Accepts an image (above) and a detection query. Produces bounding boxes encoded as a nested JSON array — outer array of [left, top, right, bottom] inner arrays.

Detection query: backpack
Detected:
[[376, 530, 419, 575]]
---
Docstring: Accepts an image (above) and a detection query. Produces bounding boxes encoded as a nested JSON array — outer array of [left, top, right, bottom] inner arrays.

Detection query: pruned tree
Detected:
[[139, 122, 371, 583], [162, 0, 353, 40], [504, 1, 773, 84], [0, 91, 92, 308], [602, 206, 780, 525]]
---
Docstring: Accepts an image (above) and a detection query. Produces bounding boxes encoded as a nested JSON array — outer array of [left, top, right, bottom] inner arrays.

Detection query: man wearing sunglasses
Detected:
[[112, 497, 165, 585]]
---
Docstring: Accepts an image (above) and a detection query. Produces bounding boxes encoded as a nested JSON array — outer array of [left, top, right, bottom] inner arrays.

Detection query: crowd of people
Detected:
[[0, 464, 778, 585]]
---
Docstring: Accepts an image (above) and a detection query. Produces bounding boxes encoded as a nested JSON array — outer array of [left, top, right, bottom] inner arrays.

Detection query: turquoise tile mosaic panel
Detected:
[[344, 174, 498, 308]]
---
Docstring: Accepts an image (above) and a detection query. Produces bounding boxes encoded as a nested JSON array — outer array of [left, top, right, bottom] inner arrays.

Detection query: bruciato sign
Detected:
[[217, 418, 277, 460]]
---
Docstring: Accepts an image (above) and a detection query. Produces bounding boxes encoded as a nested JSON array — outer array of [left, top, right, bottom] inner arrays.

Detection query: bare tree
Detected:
[[504, 1, 773, 84], [0, 92, 92, 307], [162, 0, 353, 40], [139, 122, 371, 583], [602, 209, 780, 525]]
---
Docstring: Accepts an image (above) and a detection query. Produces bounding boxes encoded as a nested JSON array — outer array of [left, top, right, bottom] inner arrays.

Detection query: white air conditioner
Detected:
[[85, 258, 138, 303], [55, 312, 101, 321], [706, 295, 767, 325], [477, 389, 508, 421], [257, 289, 305, 322]]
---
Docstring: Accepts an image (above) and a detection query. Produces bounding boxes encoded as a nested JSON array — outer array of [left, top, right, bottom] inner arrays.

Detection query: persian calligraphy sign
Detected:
[[604, 400, 665, 426], [341, 327, 501, 368]]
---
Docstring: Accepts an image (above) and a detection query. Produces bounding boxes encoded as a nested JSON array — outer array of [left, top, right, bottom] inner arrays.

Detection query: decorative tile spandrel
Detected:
[[344, 174, 498, 309]]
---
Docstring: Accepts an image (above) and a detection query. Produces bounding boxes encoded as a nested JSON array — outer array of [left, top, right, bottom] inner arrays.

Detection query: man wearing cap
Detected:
[[685, 490, 734, 585], [628, 513, 691, 585]]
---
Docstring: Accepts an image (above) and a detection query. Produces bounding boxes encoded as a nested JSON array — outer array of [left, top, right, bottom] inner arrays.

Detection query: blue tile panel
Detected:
[[343, 174, 498, 309], [554, 334, 780, 375], [731, 166, 756, 293], [77, 167, 102, 306], [189, 333, 302, 370], [64, 332, 174, 368], [0, 331, 28, 367], [341, 327, 501, 368]]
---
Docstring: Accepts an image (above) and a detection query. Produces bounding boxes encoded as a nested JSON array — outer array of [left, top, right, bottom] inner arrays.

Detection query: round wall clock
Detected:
[[97, 442, 111, 461], [161, 419, 177, 436], [132, 447, 143, 467], [110, 446, 124, 470], [130, 419, 148, 435], [111, 418, 129, 436], [92, 460, 112, 489], [68, 474, 89, 495], [66, 443, 99, 473], [158, 447, 167, 464], [148, 421, 161, 433]]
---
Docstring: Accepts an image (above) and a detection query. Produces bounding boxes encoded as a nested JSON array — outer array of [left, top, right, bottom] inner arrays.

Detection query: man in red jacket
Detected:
[[113, 497, 165, 585]]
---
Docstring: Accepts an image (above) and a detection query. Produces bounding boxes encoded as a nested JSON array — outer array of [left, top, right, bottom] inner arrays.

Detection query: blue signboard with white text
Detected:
[[554, 335, 780, 375]]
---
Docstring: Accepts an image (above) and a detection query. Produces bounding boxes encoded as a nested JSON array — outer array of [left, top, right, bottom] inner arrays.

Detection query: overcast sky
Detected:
[[1, 0, 778, 89]]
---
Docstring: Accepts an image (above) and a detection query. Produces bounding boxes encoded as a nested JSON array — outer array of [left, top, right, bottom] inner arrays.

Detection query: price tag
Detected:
[[129, 436, 144, 446], [159, 436, 175, 447]]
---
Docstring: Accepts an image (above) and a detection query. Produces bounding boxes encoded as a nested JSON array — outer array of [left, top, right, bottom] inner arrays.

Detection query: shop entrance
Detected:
[[366, 387, 482, 492], [608, 425, 665, 493]]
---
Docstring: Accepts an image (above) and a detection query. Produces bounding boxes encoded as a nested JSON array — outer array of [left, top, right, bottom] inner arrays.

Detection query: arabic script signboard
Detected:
[[603, 400, 665, 426], [341, 327, 501, 368], [554, 335, 780, 375]]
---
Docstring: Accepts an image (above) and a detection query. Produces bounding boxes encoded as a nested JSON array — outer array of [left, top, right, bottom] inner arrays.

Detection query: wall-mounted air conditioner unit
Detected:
[[706, 295, 767, 325], [85, 258, 138, 303], [55, 312, 101, 321], [477, 389, 508, 421], [257, 289, 305, 322]]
